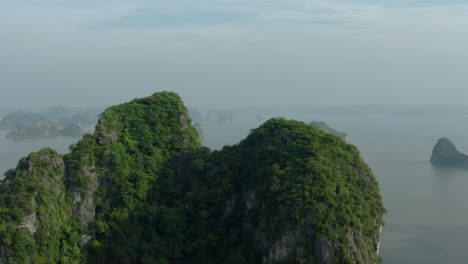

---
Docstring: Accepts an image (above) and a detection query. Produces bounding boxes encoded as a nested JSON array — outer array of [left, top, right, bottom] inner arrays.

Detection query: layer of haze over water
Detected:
[[2, 0, 468, 263], [2, 1, 468, 109]]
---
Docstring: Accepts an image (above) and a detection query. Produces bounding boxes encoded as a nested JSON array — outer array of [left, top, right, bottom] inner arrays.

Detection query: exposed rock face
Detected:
[[178, 114, 188, 129], [315, 236, 335, 264], [70, 161, 98, 229], [430, 137, 468, 167], [19, 213, 37, 233], [266, 230, 300, 262]]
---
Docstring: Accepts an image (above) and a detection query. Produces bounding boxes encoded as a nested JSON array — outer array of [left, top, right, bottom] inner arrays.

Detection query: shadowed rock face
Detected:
[[430, 138, 468, 167]]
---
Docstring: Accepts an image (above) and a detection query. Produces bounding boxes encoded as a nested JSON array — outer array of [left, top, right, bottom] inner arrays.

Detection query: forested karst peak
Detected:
[[0, 92, 385, 264]]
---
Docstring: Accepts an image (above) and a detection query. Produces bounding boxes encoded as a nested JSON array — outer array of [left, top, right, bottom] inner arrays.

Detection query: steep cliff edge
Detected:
[[0, 92, 385, 263], [430, 138, 468, 167], [0, 148, 82, 263]]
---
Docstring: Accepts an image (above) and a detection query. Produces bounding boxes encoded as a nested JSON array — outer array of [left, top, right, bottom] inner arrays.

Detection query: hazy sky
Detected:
[[1, 0, 468, 109]]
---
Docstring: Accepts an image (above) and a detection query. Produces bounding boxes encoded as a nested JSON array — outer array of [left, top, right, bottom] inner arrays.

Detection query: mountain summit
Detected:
[[0, 92, 385, 263]]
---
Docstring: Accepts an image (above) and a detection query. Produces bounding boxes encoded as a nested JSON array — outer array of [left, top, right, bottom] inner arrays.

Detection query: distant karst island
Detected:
[[430, 137, 468, 167], [0, 108, 98, 139], [310, 121, 348, 140], [6, 122, 86, 139]]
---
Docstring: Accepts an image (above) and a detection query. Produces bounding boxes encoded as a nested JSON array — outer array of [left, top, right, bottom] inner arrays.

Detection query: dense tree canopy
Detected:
[[0, 92, 385, 263]]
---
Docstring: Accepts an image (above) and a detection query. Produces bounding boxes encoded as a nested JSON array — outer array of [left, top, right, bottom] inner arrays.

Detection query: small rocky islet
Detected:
[[430, 137, 468, 167]]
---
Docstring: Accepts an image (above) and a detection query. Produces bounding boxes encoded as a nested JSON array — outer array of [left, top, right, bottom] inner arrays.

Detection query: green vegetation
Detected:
[[0, 148, 84, 263], [0, 92, 385, 263]]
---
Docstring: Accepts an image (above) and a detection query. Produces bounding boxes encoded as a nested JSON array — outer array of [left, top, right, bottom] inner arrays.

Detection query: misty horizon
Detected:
[[2, 0, 468, 109]]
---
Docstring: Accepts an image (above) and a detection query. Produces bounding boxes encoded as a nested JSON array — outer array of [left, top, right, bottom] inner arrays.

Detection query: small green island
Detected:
[[0, 92, 385, 263], [0, 109, 97, 140]]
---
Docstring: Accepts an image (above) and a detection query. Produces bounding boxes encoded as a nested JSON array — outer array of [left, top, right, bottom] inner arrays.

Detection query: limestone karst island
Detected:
[[431, 137, 468, 167], [0, 92, 385, 263]]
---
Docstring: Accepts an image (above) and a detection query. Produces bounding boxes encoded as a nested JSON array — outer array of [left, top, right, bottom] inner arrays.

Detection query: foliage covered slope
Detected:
[[0, 92, 385, 264]]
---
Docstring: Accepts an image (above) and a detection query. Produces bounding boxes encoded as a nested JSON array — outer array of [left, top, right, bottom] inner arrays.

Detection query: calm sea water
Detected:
[[1, 113, 468, 263], [333, 114, 468, 264]]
